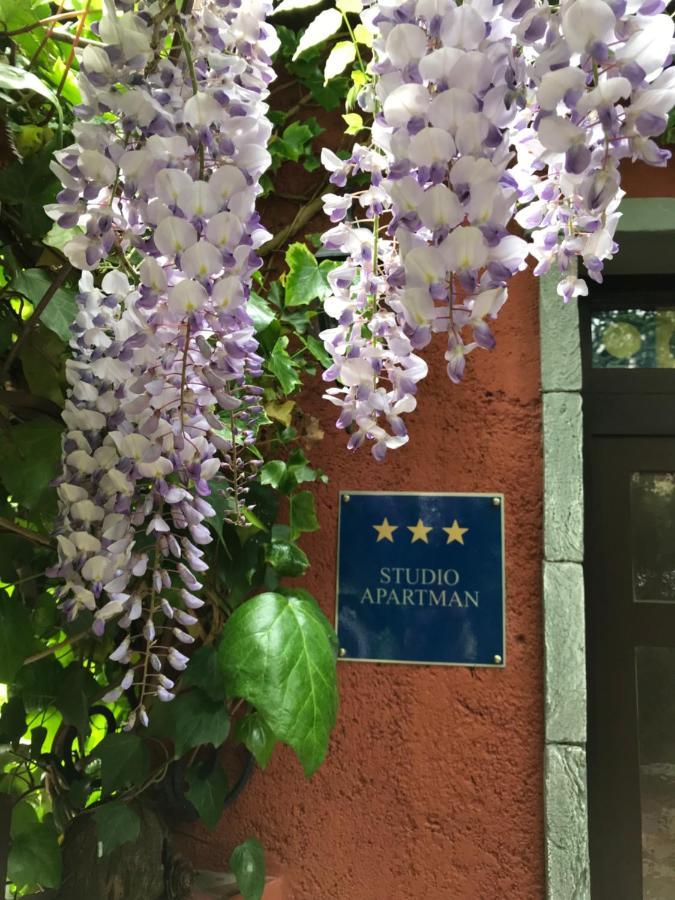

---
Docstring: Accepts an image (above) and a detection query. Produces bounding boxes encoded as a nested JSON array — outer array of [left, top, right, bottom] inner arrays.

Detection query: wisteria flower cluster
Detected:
[[319, 0, 675, 457], [49, 0, 278, 725], [514, 0, 675, 301]]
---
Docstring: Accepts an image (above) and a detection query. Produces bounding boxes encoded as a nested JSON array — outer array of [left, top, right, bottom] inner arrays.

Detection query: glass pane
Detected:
[[591, 309, 675, 369], [636, 646, 675, 899], [631, 474, 675, 603]]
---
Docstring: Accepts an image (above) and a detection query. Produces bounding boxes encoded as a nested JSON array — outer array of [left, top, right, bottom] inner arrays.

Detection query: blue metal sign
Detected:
[[336, 491, 505, 667]]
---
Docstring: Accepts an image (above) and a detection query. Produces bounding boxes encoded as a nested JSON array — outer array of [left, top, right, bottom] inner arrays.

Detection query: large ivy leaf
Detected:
[[9, 268, 76, 342], [265, 337, 301, 395], [96, 733, 149, 795], [293, 9, 342, 60], [284, 243, 335, 307], [171, 689, 231, 759], [324, 41, 356, 82], [186, 761, 228, 830], [230, 837, 266, 900], [8, 807, 61, 889], [219, 591, 338, 776], [0, 418, 64, 510], [93, 803, 140, 856], [0, 593, 36, 682], [289, 490, 320, 540]]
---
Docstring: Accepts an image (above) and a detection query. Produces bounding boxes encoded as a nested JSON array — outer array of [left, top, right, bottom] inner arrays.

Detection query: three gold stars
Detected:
[[372, 517, 469, 544]]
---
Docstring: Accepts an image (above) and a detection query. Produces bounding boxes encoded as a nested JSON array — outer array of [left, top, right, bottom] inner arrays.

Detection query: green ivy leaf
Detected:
[[230, 837, 266, 900], [289, 490, 320, 541], [9, 268, 76, 342], [260, 460, 287, 490], [93, 803, 141, 856], [324, 41, 356, 82], [266, 540, 309, 576], [265, 337, 301, 395], [273, 0, 323, 12], [0, 417, 64, 510], [218, 591, 338, 776], [300, 334, 331, 368], [248, 292, 276, 332], [0, 696, 26, 745], [272, 122, 314, 164], [0, 593, 36, 682], [235, 712, 276, 770], [55, 664, 96, 737], [96, 733, 150, 795], [186, 761, 228, 830], [182, 645, 228, 702], [8, 810, 62, 889], [292, 9, 342, 60], [284, 243, 334, 307], [171, 689, 231, 759]]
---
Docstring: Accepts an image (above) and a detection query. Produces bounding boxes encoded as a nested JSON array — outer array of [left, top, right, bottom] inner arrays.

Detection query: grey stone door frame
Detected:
[[539, 197, 675, 900]]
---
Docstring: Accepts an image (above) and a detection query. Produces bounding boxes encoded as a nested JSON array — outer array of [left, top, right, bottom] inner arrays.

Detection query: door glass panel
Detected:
[[636, 646, 675, 899], [631, 473, 675, 603], [591, 309, 675, 368]]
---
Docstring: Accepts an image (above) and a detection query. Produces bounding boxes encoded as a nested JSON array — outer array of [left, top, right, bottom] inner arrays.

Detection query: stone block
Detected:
[[545, 744, 590, 900], [543, 392, 583, 562], [539, 271, 582, 394], [543, 562, 586, 744]]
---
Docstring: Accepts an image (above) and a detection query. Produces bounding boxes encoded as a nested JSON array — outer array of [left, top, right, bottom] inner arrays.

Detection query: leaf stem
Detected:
[[0, 516, 53, 548], [23, 630, 89, 666]]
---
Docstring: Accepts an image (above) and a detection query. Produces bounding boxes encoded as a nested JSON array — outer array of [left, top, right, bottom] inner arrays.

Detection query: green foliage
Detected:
[[186, 761, 229, 830], [96, 733, 150, 795], [8, 803, 62, 890], [219, 590, 338, 776], [93, 803, 141, 856], [0, 3, 346, 893], [230, 837, 266, 900]]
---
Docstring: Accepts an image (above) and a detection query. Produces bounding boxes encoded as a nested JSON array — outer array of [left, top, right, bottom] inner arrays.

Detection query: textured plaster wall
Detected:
[[187, 268, 545, 899]]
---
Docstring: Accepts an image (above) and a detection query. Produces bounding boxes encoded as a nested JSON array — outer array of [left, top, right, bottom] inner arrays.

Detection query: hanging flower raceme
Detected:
[[321, 0, 675, 456], [513, 0, 675, 300], [319, 0, 534, 457], [50, 0, 278, 725]]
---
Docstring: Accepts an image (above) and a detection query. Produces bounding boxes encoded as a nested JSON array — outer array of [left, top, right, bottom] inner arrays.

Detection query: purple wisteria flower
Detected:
[[49, 0, 278, 725]]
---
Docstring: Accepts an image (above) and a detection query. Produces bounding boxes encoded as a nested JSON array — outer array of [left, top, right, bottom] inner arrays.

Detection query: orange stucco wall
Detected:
[[185, 161, 675, 899], [190, 265, 546, 897]]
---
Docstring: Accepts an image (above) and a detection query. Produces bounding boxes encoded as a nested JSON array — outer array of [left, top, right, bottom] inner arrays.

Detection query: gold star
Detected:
[[443, 520, 469, 544], [407, 519, 432, 543], [373, 517, 398, 543]]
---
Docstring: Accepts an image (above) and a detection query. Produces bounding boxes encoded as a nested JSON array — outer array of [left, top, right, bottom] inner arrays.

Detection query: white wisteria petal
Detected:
[[537, 68, 588, 110], [440, 5, 486, 49], [180, 241, 223, 279], [382, 84, 431, 127], [537, 116, 585, 152], [404, 246, 448, 285], [407, 127, 455, 166], [428, 89, 479, 131], [561, 0, 615, 51], [442, 226, 488, 271], [418, 185, 464, 230], [385, 24, 429, 66], [184, 91, 223, 127], [167, 280, 209, 316], [206, 211, 244, 248], [154, 216, 199, 257]]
